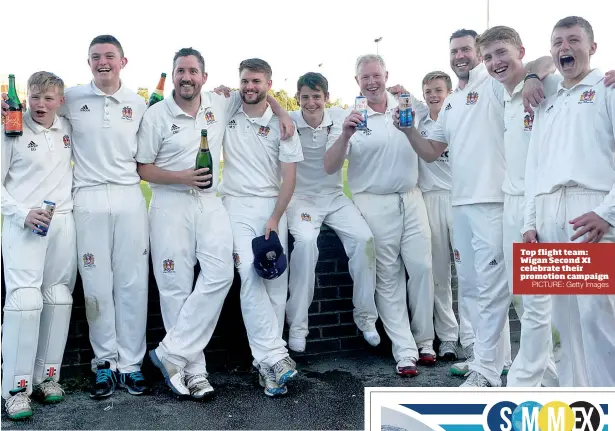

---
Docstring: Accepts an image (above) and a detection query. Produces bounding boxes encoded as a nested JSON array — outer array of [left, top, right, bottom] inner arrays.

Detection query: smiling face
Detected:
[[355, 60, 388, 105], [239, 69, 271, 105], [422, 78, 450, 116], [88, 43, 126, 88], [551, 24, 596, 86], [449, 35, 481, 81], [172, 55, 207, 101], [298, 85, 328, 121], [481, 40, 526, 88]]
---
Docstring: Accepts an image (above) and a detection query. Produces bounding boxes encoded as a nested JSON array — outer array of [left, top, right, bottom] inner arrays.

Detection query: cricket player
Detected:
[[523, 16, 615, 387], [1, 72, 77, 419], [137, 48, 296, 399], [399, 29, 556, 387], [325, 54, 436, 376], [219, 58, 303, 396], [476, 26, 562, 388], [284, 72, 380, 353]]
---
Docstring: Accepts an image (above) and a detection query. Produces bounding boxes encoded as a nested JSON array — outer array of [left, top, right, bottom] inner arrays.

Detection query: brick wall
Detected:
[[1, 225, 520, 377]]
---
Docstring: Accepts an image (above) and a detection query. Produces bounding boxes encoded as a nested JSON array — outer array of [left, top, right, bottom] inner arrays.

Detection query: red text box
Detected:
[[513, 242, 615, 295]]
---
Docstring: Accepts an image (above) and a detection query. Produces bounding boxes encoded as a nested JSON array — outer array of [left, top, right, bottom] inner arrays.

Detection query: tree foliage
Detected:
[[218, 87, 348, 111]]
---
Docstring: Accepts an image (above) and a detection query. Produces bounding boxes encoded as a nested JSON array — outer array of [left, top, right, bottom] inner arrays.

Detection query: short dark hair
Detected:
[[239, 58, 272, 80], [552, 16, 594, 44], [173, 47, 205, 74], [422, 71, 453, 92], [296, 72, 329, 95], [450, 29, 479, 42], [89, 35, 124, 57]]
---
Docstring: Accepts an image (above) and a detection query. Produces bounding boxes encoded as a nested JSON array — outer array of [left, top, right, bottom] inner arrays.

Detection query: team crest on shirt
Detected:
[[300, 213, 312, 222], [466, 92, 479, 105], [162, 259, 175, 273], [257, 126, 271, 137], [523, 114, 534, 131], [82, 253, 96, 268], [233, 252, 241, 268], [63, 134, 71, 148], [453, 249, 461, 263], [579, 89, 595, 104], [204, 110, 216, 125], [121, 106, 133, 121]]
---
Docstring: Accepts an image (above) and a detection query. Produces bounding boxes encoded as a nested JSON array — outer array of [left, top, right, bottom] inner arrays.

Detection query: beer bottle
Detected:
[[148, 73, 166, 107], [4, 74, 23, 137], [195, 129, 213, 190]]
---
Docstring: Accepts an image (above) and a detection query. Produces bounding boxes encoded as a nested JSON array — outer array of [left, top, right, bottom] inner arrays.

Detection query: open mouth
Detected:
[[34, 110, 47, 115], [428, 100, 441, 105], [455, 62, 468, 69], [365, 86, 379, 93], [180, 83, 194, 90], [559, 55, 575, 70], [494, 66, 508, 74], [97, 68, 111, 73]]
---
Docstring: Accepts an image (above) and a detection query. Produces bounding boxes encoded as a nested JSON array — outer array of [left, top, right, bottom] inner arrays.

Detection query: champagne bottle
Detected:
[[148, 73, 166, 107], [195, 129, 213, 190], [4, 74, 23, 137]]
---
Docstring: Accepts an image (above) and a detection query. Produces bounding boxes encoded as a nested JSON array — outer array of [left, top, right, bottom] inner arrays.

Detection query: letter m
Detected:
[[548, 408, 565, 431], [522, 407, 539, 431]]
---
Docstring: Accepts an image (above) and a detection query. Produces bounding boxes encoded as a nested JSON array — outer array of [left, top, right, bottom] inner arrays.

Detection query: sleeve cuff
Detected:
[[16, 207, 29, 229], [594, 204, 615, 227]]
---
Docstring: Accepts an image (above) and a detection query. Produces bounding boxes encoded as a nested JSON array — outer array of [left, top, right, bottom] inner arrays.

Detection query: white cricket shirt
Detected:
[[61, 81, 147, 189], [417, 110, 451, 193], [524, 69, 615, 231], [136, 90, 242, 193], [429, 63, 506, 206], [502, 74, 562, 196], [1, 111, 73, 227], [219, 104, 304, 198], [290, 107, 346, 196]]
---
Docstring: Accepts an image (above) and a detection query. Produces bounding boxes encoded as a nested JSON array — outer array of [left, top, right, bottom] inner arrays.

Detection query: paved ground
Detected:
[[1, 342, 519, 430]]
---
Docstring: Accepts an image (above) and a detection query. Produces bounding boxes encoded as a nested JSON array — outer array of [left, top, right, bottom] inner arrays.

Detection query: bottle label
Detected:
[[5, 110, 23, 133]]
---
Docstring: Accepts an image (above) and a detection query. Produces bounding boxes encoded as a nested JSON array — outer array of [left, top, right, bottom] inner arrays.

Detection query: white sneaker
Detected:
[[451, 344, 475, 376], [185, 373, 214, 399], [363, 330, 381, 347], [258, 365, 288, 397], [6, 389, 33, 420], [438, 341, 458, 361], [149, 349, 190, 396], [34, 378, 65, 403], [288, 336, 306, 352], [460, 371, 491, 387], [273, 356, 298, 386]]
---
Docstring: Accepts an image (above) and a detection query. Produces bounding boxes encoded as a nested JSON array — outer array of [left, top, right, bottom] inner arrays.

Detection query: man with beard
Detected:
[[136, 49, 296, 399], [398, 29, 556, 387], [219, 58, 303, 397], [523, 16, 615, 387], [325, 54, 435, 377]]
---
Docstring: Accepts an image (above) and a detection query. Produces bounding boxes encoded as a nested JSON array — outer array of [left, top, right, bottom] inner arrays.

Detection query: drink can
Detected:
[[398, 94, 413, 128], [355, 96, 368, 129], [34, 200, 56, 237]]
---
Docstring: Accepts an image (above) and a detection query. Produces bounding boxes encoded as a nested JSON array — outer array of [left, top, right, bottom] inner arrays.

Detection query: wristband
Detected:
[[524, 73, 540, 82]]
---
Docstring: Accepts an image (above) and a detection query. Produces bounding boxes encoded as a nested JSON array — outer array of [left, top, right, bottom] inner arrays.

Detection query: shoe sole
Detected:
[[148, 350, 189, 397], [8, 410, 33, 420], [264, 386, 288, 397], [418, 357, 437, 366], [118, 382, 147, 396], [190, 390, 215, 400], [397, 369, 419, 377], [89, 389, 115, 399], [43, 395, 64, 404]]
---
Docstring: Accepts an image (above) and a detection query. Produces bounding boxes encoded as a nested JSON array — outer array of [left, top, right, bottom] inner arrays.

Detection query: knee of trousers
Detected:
[[3, 287, 44, 313], [408, 255, 433, 277], [41, 284, 73, 306], [291, 230, 319, 251]]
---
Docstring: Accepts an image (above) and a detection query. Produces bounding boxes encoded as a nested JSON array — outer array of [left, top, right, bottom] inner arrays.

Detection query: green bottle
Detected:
[[195, 129, 213, 190], [4, 74, 23, 137], [148, 73, 166, 107]]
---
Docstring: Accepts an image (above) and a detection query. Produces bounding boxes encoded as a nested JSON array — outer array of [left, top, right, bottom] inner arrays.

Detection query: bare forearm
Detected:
[[404, 128, 446, 162], [138, 163, 183, 185], [267, 95, 287, 117], [525, 56, 556, 80], [272, 175, 295, 222], [324, 133, 351, 174]]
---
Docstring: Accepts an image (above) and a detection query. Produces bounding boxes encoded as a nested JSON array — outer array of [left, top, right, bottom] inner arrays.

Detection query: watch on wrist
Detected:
[[524, 73, 540, 82]]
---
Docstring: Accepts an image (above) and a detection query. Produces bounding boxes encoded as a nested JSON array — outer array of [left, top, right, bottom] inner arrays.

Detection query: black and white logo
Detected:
[[80, 105, 90, 112], [171, 124, 180, 134], [444, 103, 452, 111], [420, 130, 427, 137], [227, 119, 237, 129], [27, 141, 38, 151], [361, 127, 372, 136]]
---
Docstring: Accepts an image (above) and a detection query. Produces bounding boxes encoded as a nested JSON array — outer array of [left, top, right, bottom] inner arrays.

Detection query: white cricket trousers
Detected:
[[535, 186, 615, 387], [285, 193, 378, 340], [352, 188, 434, 362], [73, 184, 149, 373], [503, 193, 559, 387], [452, 203, 510, 386], [149, 188, 234, 374], [1, 212, 77, 399], [222, 196, 290, 368]]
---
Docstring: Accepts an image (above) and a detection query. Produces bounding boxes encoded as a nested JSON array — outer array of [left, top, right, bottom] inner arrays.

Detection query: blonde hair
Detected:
[[355, 54, 387, 76], [422, 71, 453, 91], [27, 71, 65, 95], [476, 26, 523, 53]]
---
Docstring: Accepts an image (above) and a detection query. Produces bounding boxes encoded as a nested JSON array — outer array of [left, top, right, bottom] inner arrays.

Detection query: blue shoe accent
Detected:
[[265, 385, 288, 397], [149, 350, 187, 397], [119, 371, 150, 395], [90, 361, 116, 399], [277, 369, 297, 386]]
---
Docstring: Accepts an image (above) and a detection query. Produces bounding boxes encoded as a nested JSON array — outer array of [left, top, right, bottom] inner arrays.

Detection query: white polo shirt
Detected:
[[502, 74, 562, 196], [334, 91, 423, 195], [524, 69, 615, 231], [136, 90, 241, 193], [219, 104, 304, 198], [429, 63, 506, 206], [417, 111, 451, 193], [290, 107, 346, 196], [61, 81, 147, 190], [1, 111, 73, 227]]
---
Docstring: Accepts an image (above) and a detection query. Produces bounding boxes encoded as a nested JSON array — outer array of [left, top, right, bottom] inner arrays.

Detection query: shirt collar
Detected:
[[456, 63, 488, 91], [367, 91, 398, 116], [239, 103, 274, 126], [166, 90, 213, 118], [89, 80, 129, 103], [504, 79, 526, 103], [293, 109, 333, 130], [557, 69, 604, 94], [24, 110, 62, 134]]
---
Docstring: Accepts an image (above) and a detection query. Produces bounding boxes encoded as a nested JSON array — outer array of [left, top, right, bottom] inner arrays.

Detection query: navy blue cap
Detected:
[[252, 231, 287, 280]]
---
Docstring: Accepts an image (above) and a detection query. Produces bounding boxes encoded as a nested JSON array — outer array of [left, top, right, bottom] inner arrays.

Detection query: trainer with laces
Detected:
[[1, 71, 77, 420]]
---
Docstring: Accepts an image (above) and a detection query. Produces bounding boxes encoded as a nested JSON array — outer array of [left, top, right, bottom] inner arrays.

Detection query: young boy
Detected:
[[1, 71, 77, 419]]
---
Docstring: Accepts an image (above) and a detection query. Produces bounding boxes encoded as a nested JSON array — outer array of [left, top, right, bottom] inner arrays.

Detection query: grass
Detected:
[[139, 160, 350, 208]]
